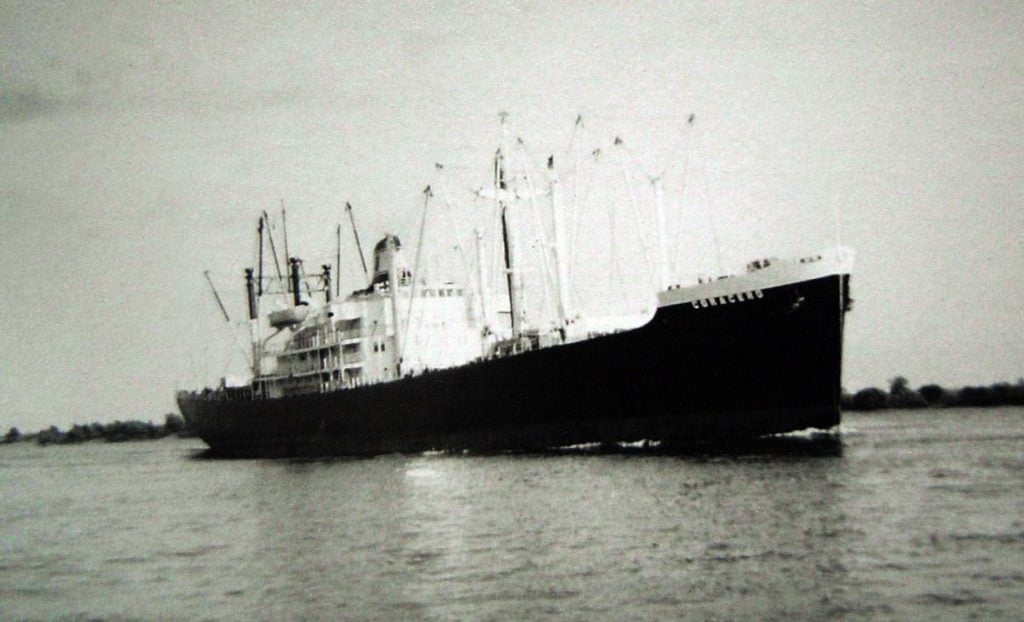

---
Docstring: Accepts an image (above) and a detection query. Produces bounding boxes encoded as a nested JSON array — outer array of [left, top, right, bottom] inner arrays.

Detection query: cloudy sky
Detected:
[[1, 1, 1022, 431]]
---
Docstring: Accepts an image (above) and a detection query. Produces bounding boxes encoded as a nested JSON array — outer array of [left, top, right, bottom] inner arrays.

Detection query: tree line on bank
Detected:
[[4, 378, 1023, 445], [842, 377, 1024, 411], [2, 413, 190, 446]]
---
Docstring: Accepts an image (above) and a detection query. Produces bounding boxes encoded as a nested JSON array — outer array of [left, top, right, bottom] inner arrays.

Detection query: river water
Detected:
[[2, 408, 1023, 621]]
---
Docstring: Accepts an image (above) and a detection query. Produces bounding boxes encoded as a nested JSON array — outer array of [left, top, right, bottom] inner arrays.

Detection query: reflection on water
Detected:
[[393, 441, 849, 620], [547, 432, 844, 457], [187, 432, 845, 461], [1, 408, 1022, 620]]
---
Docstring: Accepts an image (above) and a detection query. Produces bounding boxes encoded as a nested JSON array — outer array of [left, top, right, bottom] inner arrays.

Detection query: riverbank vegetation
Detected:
[[4, 379, 1023, 446], [843, 377, 1024, 411], [2, 413, 189, 446]]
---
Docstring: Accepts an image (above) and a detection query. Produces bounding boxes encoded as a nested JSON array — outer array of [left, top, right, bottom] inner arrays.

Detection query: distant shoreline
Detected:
[[2, 413, 193, 446], [4, 379, 1023, 446], [842, 377, 1024, 411]]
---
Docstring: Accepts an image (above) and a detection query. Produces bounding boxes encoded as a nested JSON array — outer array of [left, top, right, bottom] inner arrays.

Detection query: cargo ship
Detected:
[[177, 123, 854, 457]]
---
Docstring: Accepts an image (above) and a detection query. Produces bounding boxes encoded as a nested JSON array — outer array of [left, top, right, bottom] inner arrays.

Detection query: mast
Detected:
[[262, 211, 284, 282], [281, 200, 290, 271], [496, 113, 526, 337], [346, 202, 369, 282], [244, 268, 261, 376], [335, 224, 342, 298], [474, 228, 492, 351], [385, 235, 402, 378], [496, 147, 525, 337], [548, 155, 572, 325], [257, 217, 265, 296]]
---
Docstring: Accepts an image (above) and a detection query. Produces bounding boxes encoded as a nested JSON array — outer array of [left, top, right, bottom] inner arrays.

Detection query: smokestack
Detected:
[[244, 268, 257, 320], [289, 257, 303, 306], [322, 264, 332, 304]]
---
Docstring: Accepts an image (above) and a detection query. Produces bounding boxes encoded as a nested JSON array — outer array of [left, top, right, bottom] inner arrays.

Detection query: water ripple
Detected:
[[0, 409, 1022, 620]]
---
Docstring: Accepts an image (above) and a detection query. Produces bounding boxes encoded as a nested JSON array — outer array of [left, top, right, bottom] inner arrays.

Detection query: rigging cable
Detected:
[[613, 136, 656, 293], [346, 202, 370, 281], [298, 262, 315, 299], [336, 224, 342, 298], [280, 200, 289, 267], [262, 210, 285, 282], [513, 137, 558, 327], [670, 114, 696, 279], [401, 186, 432, 366], [202, 270, 253, 368], [566, 114, 584, 290], [435, 164, 483, 322], [568, 146, 601, 315], [433, 164, 474, 287]]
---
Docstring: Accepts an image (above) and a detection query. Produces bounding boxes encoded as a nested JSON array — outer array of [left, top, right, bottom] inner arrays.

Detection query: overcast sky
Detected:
[[1, 1, 1022, 431]]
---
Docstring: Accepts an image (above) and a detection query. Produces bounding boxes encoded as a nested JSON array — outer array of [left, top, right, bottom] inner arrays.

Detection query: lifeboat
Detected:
[[268, 305, 309, 328]]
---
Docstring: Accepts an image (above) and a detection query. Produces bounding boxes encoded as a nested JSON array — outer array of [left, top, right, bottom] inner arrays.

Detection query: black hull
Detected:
[[178, 274, 849, 457]]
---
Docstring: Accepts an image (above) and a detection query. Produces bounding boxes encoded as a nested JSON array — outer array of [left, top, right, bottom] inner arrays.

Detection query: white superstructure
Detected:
[[254, 235, 480, 398]]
